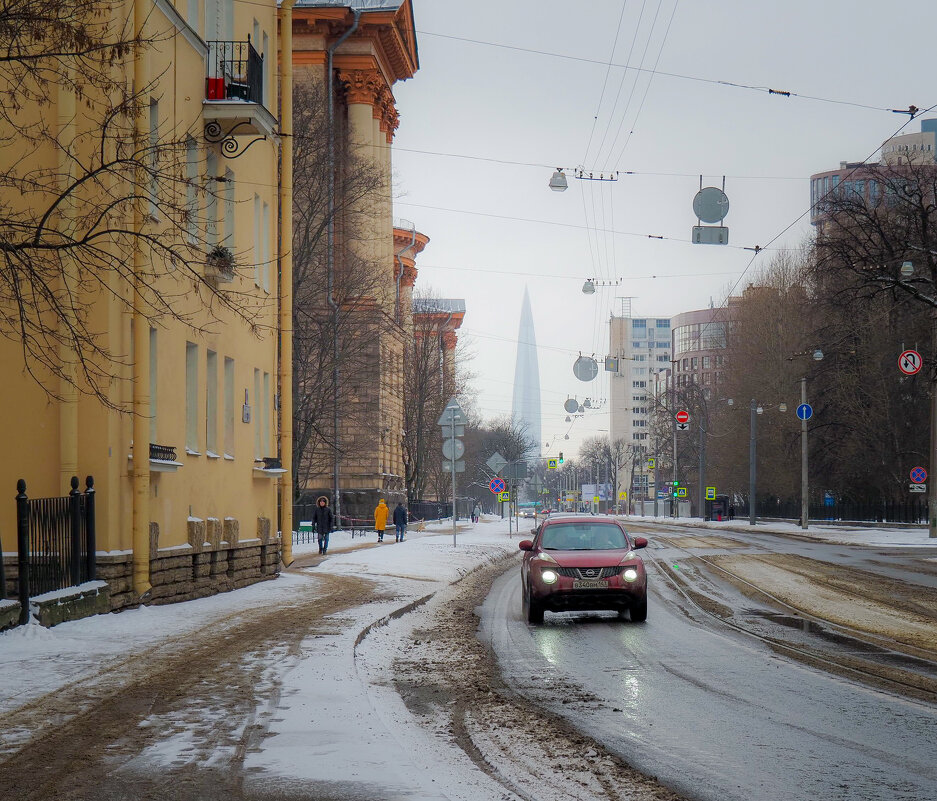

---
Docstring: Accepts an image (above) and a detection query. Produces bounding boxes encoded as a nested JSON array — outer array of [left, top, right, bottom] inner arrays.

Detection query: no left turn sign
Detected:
[[899, 349, 922, 376]]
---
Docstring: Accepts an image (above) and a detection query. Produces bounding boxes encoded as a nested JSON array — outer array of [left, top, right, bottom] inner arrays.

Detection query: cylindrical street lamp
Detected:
[[749, 399, 759, 525]]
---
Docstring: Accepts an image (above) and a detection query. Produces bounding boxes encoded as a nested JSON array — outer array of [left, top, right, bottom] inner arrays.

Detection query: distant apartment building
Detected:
[[609, 313, 671, 499]]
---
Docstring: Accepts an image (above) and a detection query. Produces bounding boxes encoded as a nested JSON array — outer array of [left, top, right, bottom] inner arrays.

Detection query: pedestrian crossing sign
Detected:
[[547, 458, 558, 469], [647, 457, 656, 469], [705, 487, 716, 500], [677, 487, 687, 497], [498, 491, 510, 502]]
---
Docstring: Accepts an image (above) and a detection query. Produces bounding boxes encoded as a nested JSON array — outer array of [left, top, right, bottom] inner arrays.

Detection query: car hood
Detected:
[[541, 550, 639, 567]]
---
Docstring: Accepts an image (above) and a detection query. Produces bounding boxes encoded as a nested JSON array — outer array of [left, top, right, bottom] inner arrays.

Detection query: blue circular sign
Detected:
[[489, 478, 505, 494], [910, 466, 927, 484], [796, 403, 813, 421]]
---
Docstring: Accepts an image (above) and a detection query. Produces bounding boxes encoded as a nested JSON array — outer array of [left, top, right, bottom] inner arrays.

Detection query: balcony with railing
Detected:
[[203, 36, 277, 143]]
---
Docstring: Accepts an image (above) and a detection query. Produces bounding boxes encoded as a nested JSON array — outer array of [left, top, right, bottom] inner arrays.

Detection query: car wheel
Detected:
[[526, 588, 544, 624], [630, 597, 647, 623]]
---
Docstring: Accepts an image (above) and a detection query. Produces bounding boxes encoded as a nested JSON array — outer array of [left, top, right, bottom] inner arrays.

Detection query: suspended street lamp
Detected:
[[549, 169, 568, 192]]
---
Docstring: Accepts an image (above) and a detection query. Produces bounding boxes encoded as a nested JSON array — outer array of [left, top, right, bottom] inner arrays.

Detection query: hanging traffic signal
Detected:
[[673, 480, 680, 487], [559, 452, 564, 463]]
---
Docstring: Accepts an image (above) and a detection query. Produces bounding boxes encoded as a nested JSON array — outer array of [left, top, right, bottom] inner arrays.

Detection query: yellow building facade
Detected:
[[0, 0, 297, 611]]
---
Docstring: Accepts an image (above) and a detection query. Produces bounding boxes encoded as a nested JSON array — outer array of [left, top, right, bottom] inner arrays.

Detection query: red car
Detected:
[[519, 515, 648, 624]]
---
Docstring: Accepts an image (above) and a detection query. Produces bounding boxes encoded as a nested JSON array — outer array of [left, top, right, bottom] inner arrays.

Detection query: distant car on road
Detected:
[[518, 514, 648, 624]]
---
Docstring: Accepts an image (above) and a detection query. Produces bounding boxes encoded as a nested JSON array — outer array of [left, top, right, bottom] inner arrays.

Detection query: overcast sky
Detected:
[[391, 0, 936, 458]]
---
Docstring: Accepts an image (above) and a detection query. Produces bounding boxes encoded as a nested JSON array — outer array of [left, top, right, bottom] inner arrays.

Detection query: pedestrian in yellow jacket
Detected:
[[374, 499, 389, 542]]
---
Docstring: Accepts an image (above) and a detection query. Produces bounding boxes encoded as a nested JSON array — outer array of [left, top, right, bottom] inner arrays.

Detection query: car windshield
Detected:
[[540, 523, 628, 551]]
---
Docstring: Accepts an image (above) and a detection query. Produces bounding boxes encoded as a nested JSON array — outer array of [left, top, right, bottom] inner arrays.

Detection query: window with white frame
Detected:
[[206, 350, 218, 455], [185, 342, 199, 453], [224, 357, 234, 457]]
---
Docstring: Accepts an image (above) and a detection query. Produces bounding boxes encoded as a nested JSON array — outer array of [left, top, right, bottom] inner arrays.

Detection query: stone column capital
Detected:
[[338, 69, 385, 105]]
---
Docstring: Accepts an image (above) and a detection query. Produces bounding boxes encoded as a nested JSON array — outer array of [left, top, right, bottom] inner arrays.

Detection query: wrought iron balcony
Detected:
[[149, 443, 177, 462], [206, 38, 264, 106]]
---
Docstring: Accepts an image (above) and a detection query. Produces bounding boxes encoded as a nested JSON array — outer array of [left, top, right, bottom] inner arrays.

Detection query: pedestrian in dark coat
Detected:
[[393, 502, 408, 543], [313, 496, 334, 554]]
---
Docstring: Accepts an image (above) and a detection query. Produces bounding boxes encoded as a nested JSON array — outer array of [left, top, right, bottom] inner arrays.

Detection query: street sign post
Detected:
[[438, 397, 465, 547], [489, 478, 505, 494], [899, 349, 923, 376], [677, 487, 687, 498], [676, 410, 690, 424], [910, 466, 928, 484], [547, 458, 558, 469], [911, 483, 927, 493], [796, 403, 813, 421], [676, 422, 690, 431], [705, 487, 716, 500], [498, 491, 510, 502], [486, 452, 508, 475]]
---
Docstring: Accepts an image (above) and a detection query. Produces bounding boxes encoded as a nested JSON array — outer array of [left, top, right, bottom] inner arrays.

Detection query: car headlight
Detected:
[[535, 551, 558, 564], [622, 568, 639, 582], [541, 569, 558, 584]]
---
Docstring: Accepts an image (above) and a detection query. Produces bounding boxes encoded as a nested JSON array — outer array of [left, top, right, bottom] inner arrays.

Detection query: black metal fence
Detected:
[[206, 38, 264, 106], [735, 496, 928, 525], [13, 476, 97, 626]]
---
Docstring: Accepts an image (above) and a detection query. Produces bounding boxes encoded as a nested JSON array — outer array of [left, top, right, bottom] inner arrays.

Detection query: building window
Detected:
[[657, 355, 669, 362], [149, 99, 159, 219], [223, 169, 235, 246], [224, 357, 234, 457], [185, 136, 198, 244], [716, 355, 724, 367], [632, 433, 648, 440], [691, 357, 699, 369], [149, 328, 158, 442], [633, 420, 646, 427], [634, 354, 646, 362], [632, 381, 646, 388], [702, 356, 711, 369], [253, 194, 261, 286], [632, 319, 646, 329], [206, 350, 218, 455], [186, 342, 198, 453], [253, 368, 261, 458], [263, 371, 271, 457], [656, 319, 669, 328], [262, 200, 271, 292], [206, 151, 218, 247]]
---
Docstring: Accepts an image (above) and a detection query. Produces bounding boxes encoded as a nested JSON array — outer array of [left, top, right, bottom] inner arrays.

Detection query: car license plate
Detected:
[[573, 579, 607, 590]]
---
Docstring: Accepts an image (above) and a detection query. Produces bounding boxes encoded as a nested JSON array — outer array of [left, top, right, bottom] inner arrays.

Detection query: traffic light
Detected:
[[673, 480, 680, 487], [559, 452, 564, 463]]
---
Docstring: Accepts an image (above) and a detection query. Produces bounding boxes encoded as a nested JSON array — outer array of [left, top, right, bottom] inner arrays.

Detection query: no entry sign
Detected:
[[675, 410, 690, 424]]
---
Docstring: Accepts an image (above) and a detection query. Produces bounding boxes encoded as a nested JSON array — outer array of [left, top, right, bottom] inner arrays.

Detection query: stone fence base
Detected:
[[1, 517, 281, 624]]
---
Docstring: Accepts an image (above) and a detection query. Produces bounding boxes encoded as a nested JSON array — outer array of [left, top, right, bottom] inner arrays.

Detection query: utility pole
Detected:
[[698, 413, 706, 520], [800, 377, 808, 530]]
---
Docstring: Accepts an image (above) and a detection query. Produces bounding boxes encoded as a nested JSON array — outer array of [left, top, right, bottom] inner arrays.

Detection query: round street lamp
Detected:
[[901, 261, 914, 278], [549, 169, 569, 192], [813, 348, 824, 361], [582, 279, 596, 295]]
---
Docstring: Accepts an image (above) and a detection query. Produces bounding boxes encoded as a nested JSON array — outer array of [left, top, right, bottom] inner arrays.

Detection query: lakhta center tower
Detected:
[[512, 287, 542, 456]]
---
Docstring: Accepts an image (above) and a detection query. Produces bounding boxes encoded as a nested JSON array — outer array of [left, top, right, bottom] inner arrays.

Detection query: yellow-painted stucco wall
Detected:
[[0, 0, 287, 561]]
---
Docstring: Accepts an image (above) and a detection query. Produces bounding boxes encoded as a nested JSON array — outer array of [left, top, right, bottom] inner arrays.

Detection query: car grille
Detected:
[[555, 566, 622, 579]]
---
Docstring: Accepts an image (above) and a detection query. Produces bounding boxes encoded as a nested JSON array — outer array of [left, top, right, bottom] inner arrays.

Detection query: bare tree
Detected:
[[1, 1, 259, 403], [290, 76, 390, 497]]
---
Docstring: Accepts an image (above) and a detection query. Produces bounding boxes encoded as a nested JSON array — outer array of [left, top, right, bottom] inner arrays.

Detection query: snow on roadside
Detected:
[[630, 515, 937, 549]]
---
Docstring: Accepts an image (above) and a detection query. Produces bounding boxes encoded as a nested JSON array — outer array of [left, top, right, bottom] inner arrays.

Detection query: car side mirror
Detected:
[[632, 536, 648, 549], [518, 539, 534, 551]]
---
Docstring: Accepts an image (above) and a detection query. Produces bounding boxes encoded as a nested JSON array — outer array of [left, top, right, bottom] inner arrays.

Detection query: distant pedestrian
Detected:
[[393, 502, 408, 542], [472, 503, 481, 523], [313, 496, 334, 555], [374, 498, 389, 542], [728, 504, 736, 520]]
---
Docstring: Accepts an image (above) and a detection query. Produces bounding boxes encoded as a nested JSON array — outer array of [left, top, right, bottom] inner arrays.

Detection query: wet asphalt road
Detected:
[[479, 554, 937, 801]]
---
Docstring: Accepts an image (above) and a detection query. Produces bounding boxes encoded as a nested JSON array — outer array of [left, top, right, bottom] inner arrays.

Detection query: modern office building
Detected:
[[670, 304, 738, 396]]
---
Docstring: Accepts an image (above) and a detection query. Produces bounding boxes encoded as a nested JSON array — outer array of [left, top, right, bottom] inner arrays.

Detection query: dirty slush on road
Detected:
[[0, 554, 689, 801], [391, 558, 686, 801]]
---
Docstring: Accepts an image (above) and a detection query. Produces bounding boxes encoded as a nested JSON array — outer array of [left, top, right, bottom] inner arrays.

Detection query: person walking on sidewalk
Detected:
[[393, 502, 408, 542], [374, 498, 389, 542], [313, 496, 334, 555]]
